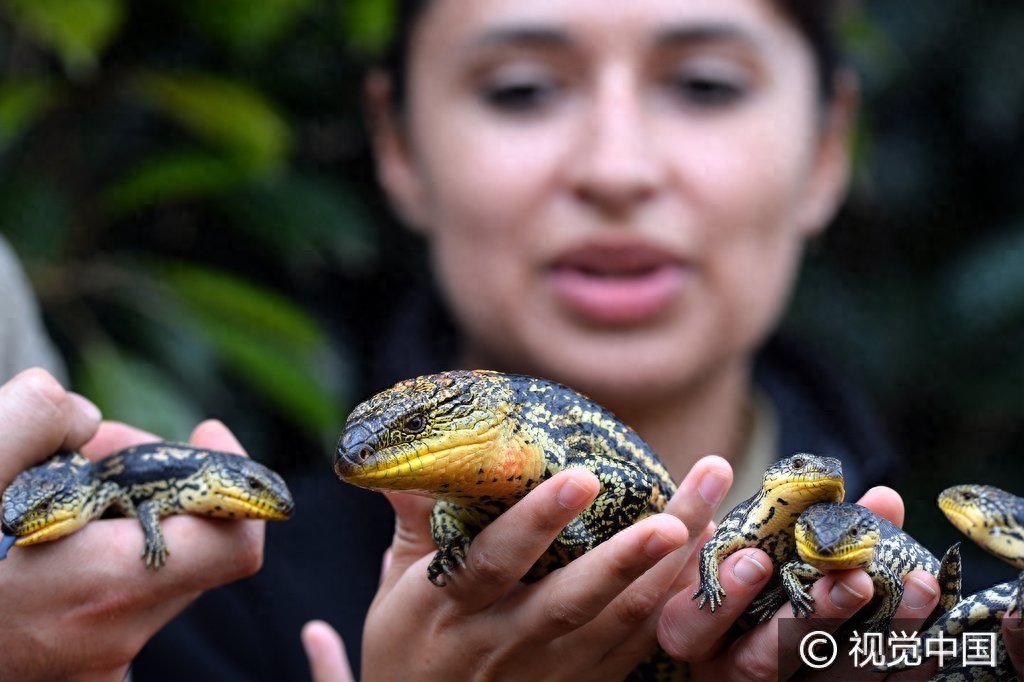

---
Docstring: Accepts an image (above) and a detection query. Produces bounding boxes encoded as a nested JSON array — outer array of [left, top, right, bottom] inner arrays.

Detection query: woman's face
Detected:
[[374, 0, 852, 406]]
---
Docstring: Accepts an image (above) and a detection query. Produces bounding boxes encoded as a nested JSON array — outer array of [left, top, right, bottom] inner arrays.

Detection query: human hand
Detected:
[[658, 485, 943, 681], [0, 368, 266, 682], [357, 456, 734, 681]]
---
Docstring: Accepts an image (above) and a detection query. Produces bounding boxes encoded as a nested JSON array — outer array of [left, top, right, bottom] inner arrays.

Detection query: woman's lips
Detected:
[[547, 246, 687, 326]]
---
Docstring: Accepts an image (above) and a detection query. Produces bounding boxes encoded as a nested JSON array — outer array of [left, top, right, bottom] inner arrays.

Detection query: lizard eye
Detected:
[[791, 456, 806, 470], [247, 477, 264, 491], [403, 413, 427, 435]]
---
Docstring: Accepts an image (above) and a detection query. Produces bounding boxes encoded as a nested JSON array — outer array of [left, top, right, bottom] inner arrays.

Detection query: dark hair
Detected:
[[382, 0, 844, 106]]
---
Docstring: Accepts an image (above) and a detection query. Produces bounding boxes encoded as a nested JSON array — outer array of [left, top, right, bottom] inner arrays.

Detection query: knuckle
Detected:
[[468, 549, 512, 585], [616, 584, 660, 624], [544, 590, 594, 632], [657, 607, 705, 660]]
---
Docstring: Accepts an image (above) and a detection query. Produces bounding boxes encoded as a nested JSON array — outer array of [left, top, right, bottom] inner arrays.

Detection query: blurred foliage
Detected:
[[0, 0, 1022, 564], [0, 0, 398, 464]]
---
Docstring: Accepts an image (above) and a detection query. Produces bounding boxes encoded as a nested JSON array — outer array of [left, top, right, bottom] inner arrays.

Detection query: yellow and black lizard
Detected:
[[0, 443, 294, 568], [334, 368, 676, 586], [939, 483, 1024, 621], [786, 501, 962, 632]]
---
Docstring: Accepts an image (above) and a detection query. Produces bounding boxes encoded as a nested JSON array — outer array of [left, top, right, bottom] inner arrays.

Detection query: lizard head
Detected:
[[199, 453, 296, 521], [1, 453, 96, 546], [335, 370, 528, 499], [795, 502, 880, 571], [761, 453, 845, 507], [939, 484, 1024, 568]]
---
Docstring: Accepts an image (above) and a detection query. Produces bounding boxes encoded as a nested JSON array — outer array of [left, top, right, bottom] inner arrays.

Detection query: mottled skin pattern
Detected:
[[785, 502, 962, 632], [1, 443, 294, 568], [897, 580, 1018, 681], [692, 453, 845, 619], [940, 484, 1024, 625], [335, 370, 683, 681]]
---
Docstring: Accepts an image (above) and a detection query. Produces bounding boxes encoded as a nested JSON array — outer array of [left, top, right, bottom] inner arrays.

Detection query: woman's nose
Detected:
[[567, 75, 665, 216]]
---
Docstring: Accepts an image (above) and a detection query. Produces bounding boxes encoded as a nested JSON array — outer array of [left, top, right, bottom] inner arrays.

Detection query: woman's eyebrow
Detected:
[[653, 23, 763, 50], [468, 25, 572, 51], [464, 22, 761, 55]]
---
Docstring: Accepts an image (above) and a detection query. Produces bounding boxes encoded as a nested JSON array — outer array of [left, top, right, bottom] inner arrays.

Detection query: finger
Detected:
[[446, 468, 601, 611], [379, 491, 442, 591], [80, 421, 161, 460], [667, 455, 733, 539], [1004, 610, 1024, 677], [514, 512, 687, 644], [658, 548, 773, 660], [856, 486, 904, 527], [303, 620, 356, 682], [189, 419, 246, 456], [890, 570, 940, 625], [602, 454, 732, 659], [0, 369, 101, 489]]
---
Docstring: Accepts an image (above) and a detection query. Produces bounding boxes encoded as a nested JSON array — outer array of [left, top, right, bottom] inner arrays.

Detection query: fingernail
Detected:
[[903, 576, 938, 610], [557, 478, 592, 510], [644, 530, 679, 559], [70, 393, 102, 421], [732, 553, 770, 585], [698, 471, 730, 507], [830, 578, 868, 610]]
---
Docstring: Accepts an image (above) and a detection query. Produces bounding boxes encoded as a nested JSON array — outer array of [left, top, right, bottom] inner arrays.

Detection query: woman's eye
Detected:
[[675, 75, 741, 104], [664, 58, 750, 109], [483, 81, 557, 112]]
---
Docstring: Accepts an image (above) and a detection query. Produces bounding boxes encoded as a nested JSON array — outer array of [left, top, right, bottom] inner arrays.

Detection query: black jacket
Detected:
[[133, 292, 900, 681]]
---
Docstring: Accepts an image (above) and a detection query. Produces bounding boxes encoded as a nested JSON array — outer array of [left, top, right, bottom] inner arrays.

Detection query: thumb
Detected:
[[302, 620, 355, 682], [380, 491, 437, 588]]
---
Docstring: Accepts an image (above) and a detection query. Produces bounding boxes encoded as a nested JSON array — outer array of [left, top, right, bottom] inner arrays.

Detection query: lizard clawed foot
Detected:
[[427, 536, 471, 587]]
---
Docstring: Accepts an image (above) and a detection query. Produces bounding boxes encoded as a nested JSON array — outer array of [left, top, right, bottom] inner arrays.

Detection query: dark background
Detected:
[[1, 1, 1022, 587]]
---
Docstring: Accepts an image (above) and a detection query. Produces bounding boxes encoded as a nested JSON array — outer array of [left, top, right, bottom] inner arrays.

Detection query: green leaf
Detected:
[[159, 263, 345, 436], [221, 173, 377, 270], [132, 71, 292, 170], [341, 0, 396, 55], [5, 0, 124, 76], [0, 80, 60, 145], [76, 343, 204, 441], [101, 149, 256, 216], [180, 0, 312, 55]]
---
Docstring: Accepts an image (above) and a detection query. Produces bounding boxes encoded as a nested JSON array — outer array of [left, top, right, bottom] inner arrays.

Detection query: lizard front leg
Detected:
[[134, 498, 171, 569], [779, 558, 823, 619], [427, 500, 487, 586]]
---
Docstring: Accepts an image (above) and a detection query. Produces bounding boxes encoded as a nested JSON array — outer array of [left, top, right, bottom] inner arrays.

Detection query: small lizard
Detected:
[[1, 443, 294, 568]]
